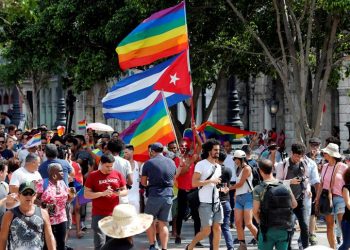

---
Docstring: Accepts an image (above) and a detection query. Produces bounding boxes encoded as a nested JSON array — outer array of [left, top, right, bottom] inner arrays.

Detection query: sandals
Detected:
[[76, 231, 84, 239]]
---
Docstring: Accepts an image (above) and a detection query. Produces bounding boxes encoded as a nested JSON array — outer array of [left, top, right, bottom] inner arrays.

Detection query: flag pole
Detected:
[[183, 0, 196, 153], [160, 90, 180, 150]]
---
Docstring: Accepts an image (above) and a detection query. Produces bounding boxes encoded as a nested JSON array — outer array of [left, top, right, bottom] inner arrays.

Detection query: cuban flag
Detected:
[[102, 52, 191, 120]]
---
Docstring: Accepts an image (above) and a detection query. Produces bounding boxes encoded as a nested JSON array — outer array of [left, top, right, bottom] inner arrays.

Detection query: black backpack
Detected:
[[260, 182, 293, 241], [247, 159, 261, 187]]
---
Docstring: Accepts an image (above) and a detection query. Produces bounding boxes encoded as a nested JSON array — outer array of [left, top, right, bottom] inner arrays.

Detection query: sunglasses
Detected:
[[21, 190, 36, 196]]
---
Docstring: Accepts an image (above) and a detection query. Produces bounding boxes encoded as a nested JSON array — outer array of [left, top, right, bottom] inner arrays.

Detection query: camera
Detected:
[[57, 145, 69, 159]]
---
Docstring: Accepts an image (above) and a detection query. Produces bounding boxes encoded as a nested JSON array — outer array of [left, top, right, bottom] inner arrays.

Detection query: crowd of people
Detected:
[[0, 123, 350, 250]]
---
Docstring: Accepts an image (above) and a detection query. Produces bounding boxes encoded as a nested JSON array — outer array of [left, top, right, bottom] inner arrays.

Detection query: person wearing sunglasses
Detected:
[[0, 134, 13, 160], [0, 181, 56, 250]]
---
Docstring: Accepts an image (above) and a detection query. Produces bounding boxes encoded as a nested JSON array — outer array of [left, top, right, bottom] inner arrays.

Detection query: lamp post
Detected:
[[268, 99, 279, 129], [344, 122, 350, 154], [227, 76, 244, 129]]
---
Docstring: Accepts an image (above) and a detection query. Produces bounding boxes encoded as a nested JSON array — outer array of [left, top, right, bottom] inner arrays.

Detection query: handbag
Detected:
[[188, 166, 216, 209], [319, 163, 338, 215]]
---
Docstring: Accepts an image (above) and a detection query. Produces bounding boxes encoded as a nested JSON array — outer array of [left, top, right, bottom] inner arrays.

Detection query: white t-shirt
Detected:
[[9, 167, 42, 188], [195, 159, 221, 203], [113, 156, 132, 179], [224, 154, 236, 182]]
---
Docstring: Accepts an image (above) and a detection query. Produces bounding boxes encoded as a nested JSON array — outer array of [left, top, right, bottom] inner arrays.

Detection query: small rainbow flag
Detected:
[[24, 133, 41, 148], [92, 149, 103, 157], [57, 126, 65, 136], [78, 119, 86, 130]]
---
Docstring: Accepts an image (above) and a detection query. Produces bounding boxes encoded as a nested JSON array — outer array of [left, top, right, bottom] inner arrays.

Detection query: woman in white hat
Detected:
[[98, 203, 153, 250], [316, 143, 348, 249]]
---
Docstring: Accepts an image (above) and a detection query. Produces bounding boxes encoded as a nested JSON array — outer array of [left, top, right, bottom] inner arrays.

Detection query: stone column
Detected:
[[11, 86, 22, 126], [338, 76, 350, 152]]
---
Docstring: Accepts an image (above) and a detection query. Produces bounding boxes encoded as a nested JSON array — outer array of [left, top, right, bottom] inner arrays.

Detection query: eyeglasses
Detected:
[[0, 141, 4, 144], [21, 190, 36, 196]]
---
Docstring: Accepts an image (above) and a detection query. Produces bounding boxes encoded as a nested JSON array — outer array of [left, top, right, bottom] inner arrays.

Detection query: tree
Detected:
[[0, 0, 61, 127], [226, 0, 350, 142]]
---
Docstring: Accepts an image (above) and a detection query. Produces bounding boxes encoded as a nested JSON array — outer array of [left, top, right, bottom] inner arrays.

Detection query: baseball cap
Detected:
[[309, 137, 321, 144], [150, 142, 163, 151], [101, 133, 111, 139], [19, 181, 37, 194]]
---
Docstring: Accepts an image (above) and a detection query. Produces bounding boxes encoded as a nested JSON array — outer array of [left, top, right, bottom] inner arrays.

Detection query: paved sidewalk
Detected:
[[67, 204, 329, 250]]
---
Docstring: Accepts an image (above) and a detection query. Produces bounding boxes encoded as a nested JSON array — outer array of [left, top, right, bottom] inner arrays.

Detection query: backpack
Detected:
[[260, 182, 293, 241], [247, 159, 261, 187]]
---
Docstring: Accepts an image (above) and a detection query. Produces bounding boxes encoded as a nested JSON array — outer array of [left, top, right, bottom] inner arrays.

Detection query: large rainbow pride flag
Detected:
[[120, 94, 176, 161], [183, 121, 256, 142], [116, 1, 188, 70]]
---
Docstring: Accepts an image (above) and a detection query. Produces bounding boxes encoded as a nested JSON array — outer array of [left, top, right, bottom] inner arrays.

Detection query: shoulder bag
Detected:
[[188, 165, 216, 210], [319, 163, 338, 215]]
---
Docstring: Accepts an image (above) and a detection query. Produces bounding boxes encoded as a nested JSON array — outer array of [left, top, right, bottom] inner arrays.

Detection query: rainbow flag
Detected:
[[183, 121, 256, 142], [78, 119, 86, 130], [92, 149, 103, 157], [24, 133, 41, 148], [116, 1, 188, 70], [120, 94, 176, 161], [57, 126, 65, 136]]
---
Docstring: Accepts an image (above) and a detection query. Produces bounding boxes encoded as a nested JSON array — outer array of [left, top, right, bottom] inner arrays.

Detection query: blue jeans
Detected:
[[209, 200, 233, 250], [339, 220, 350, 250]]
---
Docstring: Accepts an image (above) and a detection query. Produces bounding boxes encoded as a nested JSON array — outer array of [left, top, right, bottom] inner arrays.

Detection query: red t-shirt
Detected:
[[72, 161, 83, 184], [84, 170, 126, 216], [176, 161, 195, 191]]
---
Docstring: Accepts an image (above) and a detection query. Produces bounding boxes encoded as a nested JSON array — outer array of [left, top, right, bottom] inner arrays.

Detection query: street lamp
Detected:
[[268, 99, 279, 129]]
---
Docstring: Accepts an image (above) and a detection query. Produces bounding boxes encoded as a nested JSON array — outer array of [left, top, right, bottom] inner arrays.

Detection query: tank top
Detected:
[[236, 165, 253, 196], [342, 185, 350, 222], [8, 206, 45, 250], [128, 161, 140, 204]]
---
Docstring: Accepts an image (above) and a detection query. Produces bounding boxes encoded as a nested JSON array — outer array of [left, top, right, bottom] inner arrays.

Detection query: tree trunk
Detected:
[[16, 84, 33, 128]]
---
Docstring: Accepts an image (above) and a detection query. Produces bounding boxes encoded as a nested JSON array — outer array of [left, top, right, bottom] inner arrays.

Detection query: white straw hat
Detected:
[[98, 204, 153, 239], [321, 143, 342, 159]]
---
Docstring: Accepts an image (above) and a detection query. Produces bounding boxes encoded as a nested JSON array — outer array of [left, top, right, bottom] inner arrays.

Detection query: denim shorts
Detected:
[[333, 195, 345, 215], [145, 196, 172, 222], [235, 192, 253, 210]]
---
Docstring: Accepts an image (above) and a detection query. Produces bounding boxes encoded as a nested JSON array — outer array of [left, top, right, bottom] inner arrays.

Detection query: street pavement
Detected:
[[67, 204, 330, 250]]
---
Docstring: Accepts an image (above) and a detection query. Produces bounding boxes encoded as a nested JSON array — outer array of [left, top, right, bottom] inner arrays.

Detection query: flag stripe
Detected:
[[118, 44, 188, 71], [119, 11, 185, 46], [118, 33, 188, 62], [142, 2, 185, 23], [117, 25, 187, 55]]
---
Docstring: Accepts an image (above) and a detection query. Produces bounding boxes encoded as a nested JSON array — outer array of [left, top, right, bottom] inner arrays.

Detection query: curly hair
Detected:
[[343, 167, 350, 185]]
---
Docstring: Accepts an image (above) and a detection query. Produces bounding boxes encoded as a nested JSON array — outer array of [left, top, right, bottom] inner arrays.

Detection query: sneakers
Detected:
[[149, 246, 158, 250], [175, 236, 181, 244], [309, 233, 317, 245], [249, 238, 257, 245], [337, 236, 342, 245], [81, 222, 87, 231], [238, 242, 247, 250], [195, 242, 204, 247]]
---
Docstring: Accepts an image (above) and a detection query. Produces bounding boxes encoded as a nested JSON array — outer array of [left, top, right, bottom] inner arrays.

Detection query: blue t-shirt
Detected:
[[0, 149, 14, 160], [39, 158, 72, 185], [142, 154, 176, 197]]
